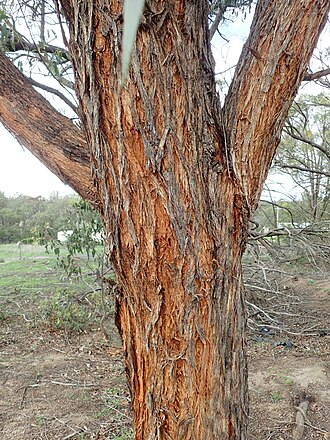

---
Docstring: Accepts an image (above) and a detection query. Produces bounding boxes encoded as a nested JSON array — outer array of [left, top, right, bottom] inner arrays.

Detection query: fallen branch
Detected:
[[49, 380, 99, 387], [292, 391, 314, 439], [19, 383, 42, 409]]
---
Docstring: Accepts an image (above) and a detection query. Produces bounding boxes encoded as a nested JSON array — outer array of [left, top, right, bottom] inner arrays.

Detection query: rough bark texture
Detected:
[[0, 0, 328, 438], [56, 0, 329, 439], [0, 52, 97, 208], [63, 1, 248, 438]]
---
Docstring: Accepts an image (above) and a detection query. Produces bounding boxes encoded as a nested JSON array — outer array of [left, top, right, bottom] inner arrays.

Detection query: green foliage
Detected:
[[45, 198, 105, 279], [278, 374, 294, 386], [36, 288, 91, 332], [0, 7, 14, 51], [0, 243, 115, 337], [270, 391, 283, 403], [0, 192, 79, 244], [253, 199, 309, 231]]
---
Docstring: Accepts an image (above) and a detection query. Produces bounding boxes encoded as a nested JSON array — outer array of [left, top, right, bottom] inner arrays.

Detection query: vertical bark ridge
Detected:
[[60, 0, 329, 438], [64, 1, 249, 438]]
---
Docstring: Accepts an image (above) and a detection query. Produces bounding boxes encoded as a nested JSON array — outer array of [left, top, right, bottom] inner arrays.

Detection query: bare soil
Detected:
[[1, 276, 330, 439], [248, 275, 330, 439]]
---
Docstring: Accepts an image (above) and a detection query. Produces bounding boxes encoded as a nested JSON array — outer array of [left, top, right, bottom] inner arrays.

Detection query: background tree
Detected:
[[0, 192, 79, 243], [0, 0, 77, 113], [1, 1, 330, 439], [275, 93, 330, 222]]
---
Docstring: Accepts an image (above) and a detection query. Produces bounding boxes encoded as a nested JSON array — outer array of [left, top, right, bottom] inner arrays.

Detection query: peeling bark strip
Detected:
[[55, 1, 328, 439], [0, 52, 97, 208]]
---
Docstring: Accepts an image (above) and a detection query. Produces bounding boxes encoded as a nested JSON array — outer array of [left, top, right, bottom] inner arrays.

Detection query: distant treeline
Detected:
[[1, 190, 328, 245], [0, 192, 81, 244]]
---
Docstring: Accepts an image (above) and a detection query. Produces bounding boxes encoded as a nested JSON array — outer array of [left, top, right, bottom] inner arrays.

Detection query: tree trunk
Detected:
[[1, 0, 324, 438], [61, 1, 250, 437], [57, 0, 330, 438]]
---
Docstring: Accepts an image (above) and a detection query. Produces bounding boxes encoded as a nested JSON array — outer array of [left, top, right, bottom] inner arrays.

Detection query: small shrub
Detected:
[[36, 289, 91, 332], [0, 310, 9, 322]]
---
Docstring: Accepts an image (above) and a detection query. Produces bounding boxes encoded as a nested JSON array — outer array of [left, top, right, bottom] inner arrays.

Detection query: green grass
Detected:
[[278, 374, 294, 386], [0, 259, 61, 290], [0, 243, 51, 259], [270, 391, 283, 403], [36, 288, 93, 332], [0, 243, 114, 334], [307, 279, 316, 285]]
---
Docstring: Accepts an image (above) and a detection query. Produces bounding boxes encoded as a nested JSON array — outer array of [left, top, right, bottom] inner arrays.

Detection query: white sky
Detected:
[[0, 6, 328, 200], [0, 123, 74, 197]]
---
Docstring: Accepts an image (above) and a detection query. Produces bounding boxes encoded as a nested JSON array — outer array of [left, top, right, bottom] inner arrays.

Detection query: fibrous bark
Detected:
[[0, 0, 329, 438], [57, 0, 329, 439], [223, 0, 330, 209], [63, 1, 249, 437]]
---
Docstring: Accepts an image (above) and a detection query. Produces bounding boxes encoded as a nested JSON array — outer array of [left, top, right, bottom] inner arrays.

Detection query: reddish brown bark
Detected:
[[62, 2, 249, 437], [0, 0, 329, 438], [0, 52, 97, 208], [57, 0, 329, 438], [223, 0, 330, 209]]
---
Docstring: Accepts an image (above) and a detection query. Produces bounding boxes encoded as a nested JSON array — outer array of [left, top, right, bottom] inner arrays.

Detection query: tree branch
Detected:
[[259, 199, 296, 226], [0, 52, 99, 209], [274, 163, 330, 178], [303, 67, 330, 81], [26, 76, 78, 114], [209, 1, 253, 40], [283, 128, 330, 160], [209, 7, 225, 40], [223, 0, 330, 209], [1, 27, 70, 61]]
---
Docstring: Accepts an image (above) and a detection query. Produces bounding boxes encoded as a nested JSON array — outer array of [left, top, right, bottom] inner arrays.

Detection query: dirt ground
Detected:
[[247, 275, 330, 439], [1, 276, 330, 439]]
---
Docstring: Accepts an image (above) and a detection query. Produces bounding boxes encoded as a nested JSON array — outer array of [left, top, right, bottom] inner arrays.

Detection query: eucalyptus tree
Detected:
[[276, 94, 330, 222], [0, 1, 329, 438]]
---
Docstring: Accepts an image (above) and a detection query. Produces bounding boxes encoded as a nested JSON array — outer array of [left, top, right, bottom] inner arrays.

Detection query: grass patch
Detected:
[[0, 310, 10, 322], [270, 391, 283, 403], [0, 243, 50, 259], [0, 243, 114, 334], [278, 374, 294, 386], [0, 259, 60, 290]]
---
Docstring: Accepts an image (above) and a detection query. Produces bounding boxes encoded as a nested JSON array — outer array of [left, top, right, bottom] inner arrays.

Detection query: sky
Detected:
[[0, 123, 75, 197], [0, 6, 328, 200]]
